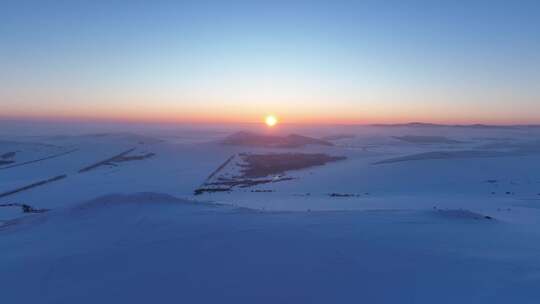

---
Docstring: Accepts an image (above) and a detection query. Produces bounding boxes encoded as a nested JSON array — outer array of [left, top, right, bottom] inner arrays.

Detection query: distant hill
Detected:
[[222, 131, 333, 148], [393, 135, 463, 144], [370, 122, 443, 128], [370, 122, 540, 129], [321, 134, 356, 141]]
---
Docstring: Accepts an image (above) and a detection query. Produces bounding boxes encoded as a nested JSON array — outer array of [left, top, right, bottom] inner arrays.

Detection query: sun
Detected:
[[265, 115, 278, 127]]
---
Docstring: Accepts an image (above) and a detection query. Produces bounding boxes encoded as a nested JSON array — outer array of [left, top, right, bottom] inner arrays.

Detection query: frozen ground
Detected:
[[1, 120, 540, 303]]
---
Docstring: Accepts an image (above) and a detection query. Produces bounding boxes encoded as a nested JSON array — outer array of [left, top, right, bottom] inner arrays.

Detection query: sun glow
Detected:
[[265, 115, 278, 127]]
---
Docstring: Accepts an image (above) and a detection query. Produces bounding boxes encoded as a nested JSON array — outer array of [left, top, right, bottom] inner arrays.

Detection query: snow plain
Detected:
[[1, 121, 540, 303]]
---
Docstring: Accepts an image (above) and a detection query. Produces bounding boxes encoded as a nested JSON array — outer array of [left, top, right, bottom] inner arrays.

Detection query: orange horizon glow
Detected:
[[3, 91, 539, 126], [1, 110, 539, 126]]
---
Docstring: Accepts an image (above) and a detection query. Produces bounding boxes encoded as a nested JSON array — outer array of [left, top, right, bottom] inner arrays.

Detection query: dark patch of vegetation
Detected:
[[0, 202, 49, 213], [0, 175, 67, 198], [79, 148, 135, 172], [204, 155, 235, 182], [115, 153, 155, 162], [207, 177, 294, 187], [194, 188, 230, 195], [0, 149, 78, 171], [329, 193, 361, 198], [240, 153, 346, 178], [194, 153, 345, 195], [79, 148, 155, 173]]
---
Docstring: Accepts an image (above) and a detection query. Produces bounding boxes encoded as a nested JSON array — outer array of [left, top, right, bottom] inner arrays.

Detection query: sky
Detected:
[[1, 0, 539, 125]]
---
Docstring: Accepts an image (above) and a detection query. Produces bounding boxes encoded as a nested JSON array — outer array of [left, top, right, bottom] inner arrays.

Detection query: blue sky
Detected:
[[1, 0, 539, 124]]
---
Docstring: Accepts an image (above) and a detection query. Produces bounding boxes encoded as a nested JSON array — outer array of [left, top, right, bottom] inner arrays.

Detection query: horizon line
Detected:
[[1, 115, 540, 128]]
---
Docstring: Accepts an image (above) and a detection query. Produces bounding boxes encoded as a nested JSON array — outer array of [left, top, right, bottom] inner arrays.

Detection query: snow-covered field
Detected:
[[1, 121, 540, 303]]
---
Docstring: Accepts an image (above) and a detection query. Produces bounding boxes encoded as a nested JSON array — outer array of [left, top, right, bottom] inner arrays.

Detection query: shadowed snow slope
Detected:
[[1, 193, 540, 304]]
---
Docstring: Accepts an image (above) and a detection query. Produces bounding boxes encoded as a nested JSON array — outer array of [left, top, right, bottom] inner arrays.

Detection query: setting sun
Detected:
[[265, 115, 278, 127]]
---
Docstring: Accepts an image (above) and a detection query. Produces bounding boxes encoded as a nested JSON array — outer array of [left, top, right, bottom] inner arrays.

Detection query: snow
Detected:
[[2, 192, 540, 303], [2, 121, 540, 303]]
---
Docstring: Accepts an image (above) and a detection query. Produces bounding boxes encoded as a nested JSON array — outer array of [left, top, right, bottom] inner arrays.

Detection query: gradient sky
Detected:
[[1, 0, 539, 124]]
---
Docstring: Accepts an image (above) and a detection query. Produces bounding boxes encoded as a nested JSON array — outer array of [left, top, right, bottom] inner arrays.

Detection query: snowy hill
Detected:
[[2, 192, 540, 303]]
